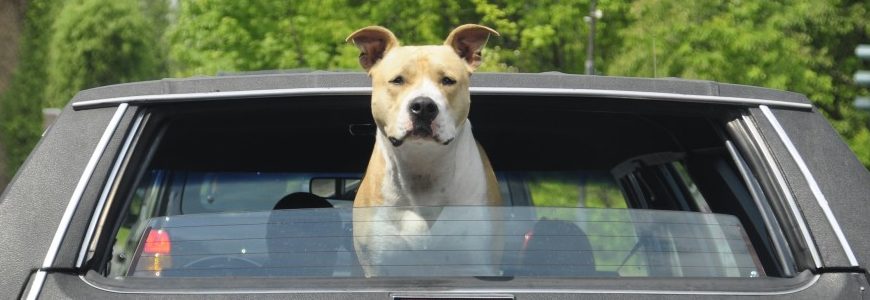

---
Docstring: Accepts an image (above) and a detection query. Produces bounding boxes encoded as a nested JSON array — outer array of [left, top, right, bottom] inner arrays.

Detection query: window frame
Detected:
[[76, 99, 820, 295], [79, 109, 167, 275], [725, 114, 822, 271]]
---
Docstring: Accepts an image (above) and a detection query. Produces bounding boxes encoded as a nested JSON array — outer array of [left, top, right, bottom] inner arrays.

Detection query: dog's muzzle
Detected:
[[387, 97, 455, 147]]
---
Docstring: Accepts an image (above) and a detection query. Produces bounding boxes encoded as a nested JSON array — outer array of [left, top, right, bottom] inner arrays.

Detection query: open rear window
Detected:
[[127, 207, 758, 278], [98, 96, 793, 283]]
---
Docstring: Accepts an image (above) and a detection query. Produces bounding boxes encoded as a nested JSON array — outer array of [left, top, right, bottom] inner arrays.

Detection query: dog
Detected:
[[347, 24, 502, 277]]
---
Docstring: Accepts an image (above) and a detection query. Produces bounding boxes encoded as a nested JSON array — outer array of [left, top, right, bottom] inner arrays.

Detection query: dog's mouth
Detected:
[[388, 127, 454, 147], [411, 124, 433, 138]]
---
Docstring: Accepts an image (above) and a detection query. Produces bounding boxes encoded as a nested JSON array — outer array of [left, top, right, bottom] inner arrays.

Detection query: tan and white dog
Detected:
[[347, 24, 502, 276]]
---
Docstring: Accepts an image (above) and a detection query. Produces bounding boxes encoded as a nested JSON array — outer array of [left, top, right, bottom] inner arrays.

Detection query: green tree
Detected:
[[466, 0, 634, 73], [44, 0, 161, 108], [167, 0, 552, 76], [140, 0, 172, 76], [166, 0, 369, 76], [0, 0, 61, 175], [607, 0, 870, 166], [165, 0, 508, 76], [361, 0, 470, 44], [279, 0, 367, 70]]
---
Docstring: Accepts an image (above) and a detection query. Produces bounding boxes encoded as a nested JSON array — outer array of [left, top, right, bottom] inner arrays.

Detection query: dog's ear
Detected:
[[444, 24, 499, 71], [346, 26, 399, 72]]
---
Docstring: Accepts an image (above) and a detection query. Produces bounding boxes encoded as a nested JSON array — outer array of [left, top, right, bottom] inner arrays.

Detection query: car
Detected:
[[2, 71, 870, 299]]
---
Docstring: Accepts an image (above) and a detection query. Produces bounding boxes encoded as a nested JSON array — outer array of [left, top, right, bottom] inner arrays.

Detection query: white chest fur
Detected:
[[359, 122, 498, 276], [378, 122, 489, 207]]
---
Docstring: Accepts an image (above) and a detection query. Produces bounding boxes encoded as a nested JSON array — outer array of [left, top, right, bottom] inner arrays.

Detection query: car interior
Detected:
[[99, 96, 793, 280]]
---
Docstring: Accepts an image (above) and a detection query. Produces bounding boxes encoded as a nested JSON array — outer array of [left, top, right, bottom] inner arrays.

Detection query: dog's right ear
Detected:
[[346, 26, 399, 72]]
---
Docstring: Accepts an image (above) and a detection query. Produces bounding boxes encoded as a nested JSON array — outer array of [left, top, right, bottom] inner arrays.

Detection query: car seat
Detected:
[[519, 218, 597, 276], [266, 192, 340, 276]]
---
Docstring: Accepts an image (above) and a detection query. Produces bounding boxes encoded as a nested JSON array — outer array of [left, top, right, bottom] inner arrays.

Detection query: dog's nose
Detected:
[[409, 97, 439, 122]]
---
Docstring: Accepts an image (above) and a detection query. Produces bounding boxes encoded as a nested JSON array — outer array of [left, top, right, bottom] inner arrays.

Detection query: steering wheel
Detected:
[[183, 255, 263, 274]]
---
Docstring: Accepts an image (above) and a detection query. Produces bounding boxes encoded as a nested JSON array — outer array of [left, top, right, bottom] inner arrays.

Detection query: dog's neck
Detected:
[[376, 121, 487, 207]]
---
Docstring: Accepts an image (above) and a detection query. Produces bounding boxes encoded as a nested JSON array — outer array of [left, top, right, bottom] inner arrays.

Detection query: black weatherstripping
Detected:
[[38, 267, 81, 275], [726, 116, 815, 272], [89, 111, 166, 276], [815, 266, 867, 273], [75, 269, 824, 295]]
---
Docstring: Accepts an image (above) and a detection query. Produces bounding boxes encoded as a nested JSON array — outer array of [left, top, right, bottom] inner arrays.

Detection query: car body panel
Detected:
[[0, 105, 120, 293], [67, 73, 810, 110], [38, 272, 867, 299], [3, 72, 868, 299], [53, 108, 139, 270], [749, 107, 862, 268], [763, 107, 870, 267]]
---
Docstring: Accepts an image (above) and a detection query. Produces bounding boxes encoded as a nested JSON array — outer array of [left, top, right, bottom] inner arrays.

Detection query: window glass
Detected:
[[525, 172, 627, 209], [672, 162, 712, 213], [181, 172, 308, 214], [126, 206, 758, 278], [103, 103, 786, 281], [112, 170, 762, 279]]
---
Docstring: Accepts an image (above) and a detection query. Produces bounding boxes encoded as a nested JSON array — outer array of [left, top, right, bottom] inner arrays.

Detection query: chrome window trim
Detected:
[[724, 140, 794, 276], [77, 273, 821, 296], [758, 105, 858, 266], [27, 103, 130, 300], [391, 294, 515, 299], [740, 114, 822, 268], [75, 112, 145, 268], [71, 87, 814, 110]]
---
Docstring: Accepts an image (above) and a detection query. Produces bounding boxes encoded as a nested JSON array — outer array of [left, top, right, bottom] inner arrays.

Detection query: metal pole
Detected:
[[856, 97, 870, 111], [855, 45, 870, 111], [585, 0, 597, 75]]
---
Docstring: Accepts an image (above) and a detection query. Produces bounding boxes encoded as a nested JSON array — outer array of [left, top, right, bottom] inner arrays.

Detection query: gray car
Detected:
[[2, 72, 869, 299]]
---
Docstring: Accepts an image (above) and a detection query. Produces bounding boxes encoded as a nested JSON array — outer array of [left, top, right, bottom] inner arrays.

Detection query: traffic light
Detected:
[[856, 45, 870, 111]]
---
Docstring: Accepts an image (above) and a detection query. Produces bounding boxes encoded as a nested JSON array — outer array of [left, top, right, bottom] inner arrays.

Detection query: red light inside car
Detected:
[[139, 228, 172, 274], [144, 228, 171, 255]]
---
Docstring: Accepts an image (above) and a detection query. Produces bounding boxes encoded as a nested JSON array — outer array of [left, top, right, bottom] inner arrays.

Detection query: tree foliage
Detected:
[[0, 0, 164, 176], [166, 0, 362, 76], [472, 0, 591, 73], [2, 0, 869, 174], [0, 0, 60, 175], [44, 0, 161, 107], [606, 0, 870, 166], [164, 0, 630, 74]]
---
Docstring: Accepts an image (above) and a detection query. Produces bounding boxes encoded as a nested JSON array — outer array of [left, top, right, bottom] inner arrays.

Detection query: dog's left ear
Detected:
[[444, 24, 499, 71]]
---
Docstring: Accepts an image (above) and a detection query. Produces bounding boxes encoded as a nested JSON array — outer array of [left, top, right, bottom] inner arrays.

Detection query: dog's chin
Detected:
[[388, 130, 454, 147]]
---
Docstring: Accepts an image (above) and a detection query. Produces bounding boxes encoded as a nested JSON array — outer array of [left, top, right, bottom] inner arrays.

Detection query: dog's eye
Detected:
[[441, 76, 457, 86], [389, 76, 404, 85]]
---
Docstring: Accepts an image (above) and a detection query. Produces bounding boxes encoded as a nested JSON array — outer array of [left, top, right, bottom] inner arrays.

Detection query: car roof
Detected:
[[69, 72, 812, 110]]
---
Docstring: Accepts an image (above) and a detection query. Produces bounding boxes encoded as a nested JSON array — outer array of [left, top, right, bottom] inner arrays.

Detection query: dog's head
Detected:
[[347, 24, 498, 147]]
